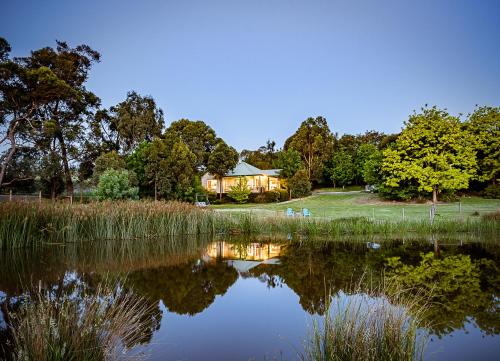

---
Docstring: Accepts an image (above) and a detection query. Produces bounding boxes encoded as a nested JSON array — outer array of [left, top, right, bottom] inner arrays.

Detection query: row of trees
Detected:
[[0, 38, 241, 201], [241, 107, 498, 202], [1, 37, 498, 202]]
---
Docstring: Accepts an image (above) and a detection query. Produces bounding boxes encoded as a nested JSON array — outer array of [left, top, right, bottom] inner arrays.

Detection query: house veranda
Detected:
[[201, 162, 281, 195]]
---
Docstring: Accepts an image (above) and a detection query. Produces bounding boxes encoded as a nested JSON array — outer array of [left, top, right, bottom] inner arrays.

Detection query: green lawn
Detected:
[[212, 192, 499, 222]]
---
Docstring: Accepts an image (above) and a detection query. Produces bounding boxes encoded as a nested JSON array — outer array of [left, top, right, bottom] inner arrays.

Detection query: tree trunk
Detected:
[[432, 188, 438, 204], [0, 130, 17, 190], [57, 133, 74, 197], [433, 238, 440, 258]]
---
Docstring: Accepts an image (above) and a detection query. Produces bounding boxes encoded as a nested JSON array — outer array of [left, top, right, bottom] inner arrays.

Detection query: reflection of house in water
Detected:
[[205, 242, 283, 273]]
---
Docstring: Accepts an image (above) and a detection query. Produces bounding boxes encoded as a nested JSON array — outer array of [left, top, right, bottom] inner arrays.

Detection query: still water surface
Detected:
[[0, 237, 498, 360]]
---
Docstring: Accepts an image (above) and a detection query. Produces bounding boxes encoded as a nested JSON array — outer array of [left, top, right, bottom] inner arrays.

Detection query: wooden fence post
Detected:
[[9, 190, 12, 202], [39, 191, 42, 203], [402, 207, 405, 221], [458, 202, 461, 213]]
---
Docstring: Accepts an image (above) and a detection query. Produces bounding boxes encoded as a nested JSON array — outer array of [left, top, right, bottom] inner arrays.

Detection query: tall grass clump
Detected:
[[0, 201, 497, 249], [0, 201, 222, 248], [302, 282, 428, 361], [6, 281, 157, 361]]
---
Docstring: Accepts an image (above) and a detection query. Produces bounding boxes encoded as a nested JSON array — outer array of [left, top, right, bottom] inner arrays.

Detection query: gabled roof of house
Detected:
[[261, 169, 281, 177], [225, 161, 281, 177], [226, 161, 263, 176]]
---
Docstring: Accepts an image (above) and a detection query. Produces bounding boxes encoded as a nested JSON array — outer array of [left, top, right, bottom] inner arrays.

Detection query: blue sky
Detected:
[[1, 0, 499, 150]]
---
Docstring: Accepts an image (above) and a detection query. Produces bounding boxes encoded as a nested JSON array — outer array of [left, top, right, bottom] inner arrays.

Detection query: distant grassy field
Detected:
[[212, 192, 499, 222]]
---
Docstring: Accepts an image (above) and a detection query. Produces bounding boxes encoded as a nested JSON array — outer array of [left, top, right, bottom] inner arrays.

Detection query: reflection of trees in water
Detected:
[[0, 237, 209, 294], [126, 260, 238, 315], [250, 242, 383, 315], [1, 239, 498, 340], [250, 241, 500, 337], [386, 249, 500, 337]]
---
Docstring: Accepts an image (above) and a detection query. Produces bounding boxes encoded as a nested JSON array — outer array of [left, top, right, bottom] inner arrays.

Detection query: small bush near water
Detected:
[[3, 281, 157, 361], [302, 283, 428, 361]]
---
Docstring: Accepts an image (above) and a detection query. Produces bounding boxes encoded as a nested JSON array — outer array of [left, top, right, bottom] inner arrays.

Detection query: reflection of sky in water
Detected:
[[132, 277, 310, 361], [426, 321, 500, 361]]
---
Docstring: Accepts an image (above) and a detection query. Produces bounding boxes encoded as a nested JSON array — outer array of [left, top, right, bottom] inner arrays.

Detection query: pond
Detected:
[[0, 237, 498, 360]]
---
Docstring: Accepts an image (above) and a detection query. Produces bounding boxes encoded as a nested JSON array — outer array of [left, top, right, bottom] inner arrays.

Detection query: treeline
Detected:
[[244, 108, 499, 201], [0, 38, 240, 201], [1, 38, 499, 202]]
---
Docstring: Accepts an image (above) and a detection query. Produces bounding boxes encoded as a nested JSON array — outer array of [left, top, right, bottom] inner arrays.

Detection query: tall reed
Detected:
[[302, 282, 428, 361], [6, 280, 158, 361], [0, 201, 497, 249]]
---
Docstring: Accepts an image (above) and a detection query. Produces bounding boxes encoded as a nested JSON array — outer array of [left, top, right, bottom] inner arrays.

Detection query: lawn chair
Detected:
[[302, 208, 311, 217], [286, 208, 294, 217]]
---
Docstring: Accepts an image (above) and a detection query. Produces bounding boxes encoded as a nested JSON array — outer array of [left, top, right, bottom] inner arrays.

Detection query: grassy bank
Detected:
[[213, 192, 499, 222], [0, 201, 497, 249]]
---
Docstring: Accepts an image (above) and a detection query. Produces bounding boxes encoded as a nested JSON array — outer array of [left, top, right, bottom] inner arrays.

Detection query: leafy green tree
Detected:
[[207, 140, 239, 199], [275, 149, 303, 199], [240, 140, 278, 170], [227, 177, 251, 203], [159, 140, 197, 200], [382, 107, 476, 203], [275, 149, 302, 179], [126, 141, 150, 191], [163, 119, 218, 172], [354, 143, 378, 184], [329, 151, 355, 188], [139, 138, 198, 201], [362, 148, 384, 186], [288, 169, 311, 198], [19, 41, 101, 196], [90, 91, 164, 155], [142, 138, 168, 200], [464, 106, 500, 185], [95, 169, 138, 200], [284, 116, 334, 182], [0, 38, 80, 190], [92, 151, 127, 182]]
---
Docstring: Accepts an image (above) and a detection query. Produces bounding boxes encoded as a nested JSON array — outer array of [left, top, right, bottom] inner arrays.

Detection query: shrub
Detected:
[[264, 190, 281, 202], [227, 177, 251, 204], [288, 169, 311, 198], [254, 194, 267, 203], [278, 189, 289, 202], [92, 151, 127, 183], [482, 183, 500, 199], [95, 169, 139, 200], [254, 190, 281, 203]]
